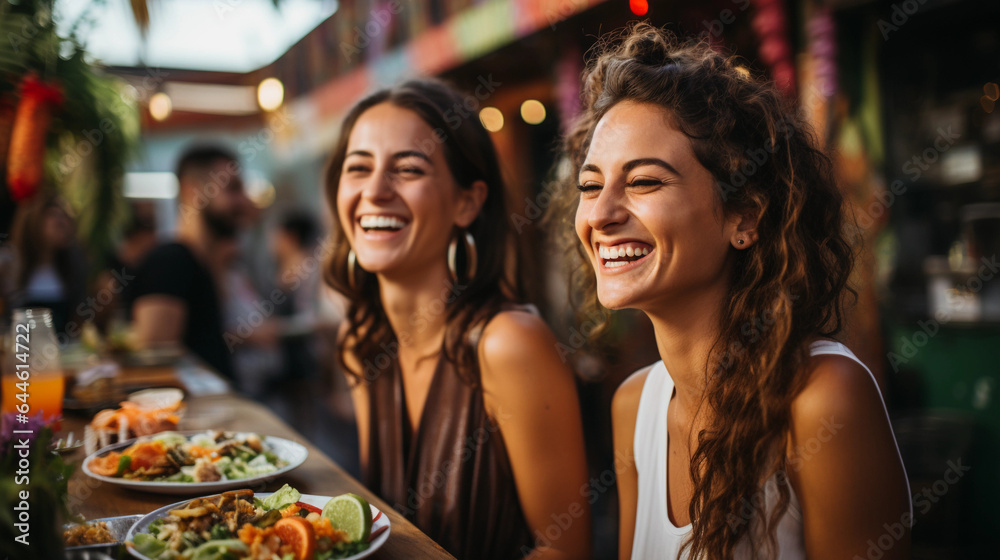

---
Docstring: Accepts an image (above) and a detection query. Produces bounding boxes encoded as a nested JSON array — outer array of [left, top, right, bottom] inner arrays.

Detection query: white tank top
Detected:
[[630, 340, 912, 559]]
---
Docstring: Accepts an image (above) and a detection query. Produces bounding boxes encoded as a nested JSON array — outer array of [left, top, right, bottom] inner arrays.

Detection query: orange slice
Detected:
[[273, 516, 315, 560]]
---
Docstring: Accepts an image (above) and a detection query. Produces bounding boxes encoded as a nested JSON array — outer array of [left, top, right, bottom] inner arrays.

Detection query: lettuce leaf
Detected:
[[132, 533, 168, 558], [261, 484, 301, 510], [188, 539, 247, 560]]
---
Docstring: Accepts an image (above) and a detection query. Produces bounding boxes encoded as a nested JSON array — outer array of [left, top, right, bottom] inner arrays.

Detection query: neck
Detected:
[[118, 242, 143, 268], [644, 283, 729, 412], [176, 213, 217, 270], [281, 249, 307, 272], [376, 263, 454, 362]]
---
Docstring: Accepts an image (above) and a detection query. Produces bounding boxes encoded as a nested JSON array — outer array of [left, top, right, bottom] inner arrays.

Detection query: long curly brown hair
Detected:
[[555, 23, 855, 558], [324, 79, 521, 386]]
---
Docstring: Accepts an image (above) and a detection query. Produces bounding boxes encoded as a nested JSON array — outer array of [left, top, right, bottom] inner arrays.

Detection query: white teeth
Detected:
[[598, 243, 652, 263], [360, 215, 407, 230]]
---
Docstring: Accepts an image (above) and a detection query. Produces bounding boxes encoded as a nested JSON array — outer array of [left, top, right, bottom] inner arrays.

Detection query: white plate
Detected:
[[82, 432, 308, 495], [125, 492, 391, 560]]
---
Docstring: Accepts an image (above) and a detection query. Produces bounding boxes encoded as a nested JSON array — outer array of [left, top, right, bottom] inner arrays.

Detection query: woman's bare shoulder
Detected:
[[613, 364, 657, 423]]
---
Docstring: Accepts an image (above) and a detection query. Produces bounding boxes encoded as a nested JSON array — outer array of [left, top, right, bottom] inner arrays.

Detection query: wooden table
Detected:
[[60, 366, 455, 560]]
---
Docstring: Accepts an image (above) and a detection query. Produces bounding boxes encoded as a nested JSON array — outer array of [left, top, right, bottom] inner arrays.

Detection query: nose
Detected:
[[361, 166, 396, 202], [587, 183, 628, 232]]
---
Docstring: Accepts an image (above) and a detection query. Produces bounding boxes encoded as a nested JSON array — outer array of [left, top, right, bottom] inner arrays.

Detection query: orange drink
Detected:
[[4, 308, 64, 427], [1, 370, 64, 425]]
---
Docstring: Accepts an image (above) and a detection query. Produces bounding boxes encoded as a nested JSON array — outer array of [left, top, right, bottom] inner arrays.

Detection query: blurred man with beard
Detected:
[[127, 145, 251, 379]]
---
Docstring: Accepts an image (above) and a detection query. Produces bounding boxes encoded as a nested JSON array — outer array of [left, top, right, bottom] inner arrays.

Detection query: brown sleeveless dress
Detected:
[[364, 332, 535, 559]]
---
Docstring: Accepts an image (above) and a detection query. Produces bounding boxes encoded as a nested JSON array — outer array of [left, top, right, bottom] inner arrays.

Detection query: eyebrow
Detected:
[[580, 158, 682, 177], [624, 158, 682, 177], [392, 150, 432, 163], [345, 149, 432, 164]]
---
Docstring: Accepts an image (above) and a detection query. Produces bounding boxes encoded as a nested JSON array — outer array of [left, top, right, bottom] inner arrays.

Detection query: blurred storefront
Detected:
[[795, 0, 999, 555]]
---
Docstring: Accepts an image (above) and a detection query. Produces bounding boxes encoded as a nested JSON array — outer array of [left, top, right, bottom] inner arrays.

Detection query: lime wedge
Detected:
[[322, 493, 373, 542]]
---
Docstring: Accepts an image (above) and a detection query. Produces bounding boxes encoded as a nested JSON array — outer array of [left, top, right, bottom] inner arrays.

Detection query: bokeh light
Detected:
[[257, 77, 285, 111], [149, 92, 172, 121], [630, 0, 648, 16], [479, 107, 504, 132], [520, 100, 546, 125]]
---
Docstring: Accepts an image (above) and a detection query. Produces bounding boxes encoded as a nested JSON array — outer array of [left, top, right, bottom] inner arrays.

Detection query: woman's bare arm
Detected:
[[611, 367, 650, 560], [480, 311, 592, 560], [787, 354, 911, 560]]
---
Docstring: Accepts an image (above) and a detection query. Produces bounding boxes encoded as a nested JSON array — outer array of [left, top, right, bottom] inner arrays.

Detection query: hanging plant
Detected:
[[0, 0, 140, 270], [6, 74, 63, 201]]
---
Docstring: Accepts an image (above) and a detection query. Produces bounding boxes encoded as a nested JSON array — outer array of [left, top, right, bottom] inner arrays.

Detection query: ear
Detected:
[[454, 180, 488, 228], [178, 177, 201, 202], [727, 209, 760, 249]]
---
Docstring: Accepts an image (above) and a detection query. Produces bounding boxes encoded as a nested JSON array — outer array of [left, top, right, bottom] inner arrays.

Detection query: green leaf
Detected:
[[261, 484, 301, 511], [117, 454, 132, 475], [132, 533, 169, 558]]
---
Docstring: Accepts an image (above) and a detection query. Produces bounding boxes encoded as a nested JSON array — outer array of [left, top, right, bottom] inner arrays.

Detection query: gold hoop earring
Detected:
[[447, 231, 477, 283], [347, 248, 361, 290]]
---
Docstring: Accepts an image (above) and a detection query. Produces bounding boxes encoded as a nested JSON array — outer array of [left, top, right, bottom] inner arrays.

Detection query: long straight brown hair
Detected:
[[324, 78, 522, 385], [556, 23, 855, 558], [11, 192, 76, 295]]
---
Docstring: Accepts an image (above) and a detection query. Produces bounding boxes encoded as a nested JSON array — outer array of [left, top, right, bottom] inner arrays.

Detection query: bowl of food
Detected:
[[82, 430, 308, 494], [64, 514, 142, 557], [126, 485, 390, 560]]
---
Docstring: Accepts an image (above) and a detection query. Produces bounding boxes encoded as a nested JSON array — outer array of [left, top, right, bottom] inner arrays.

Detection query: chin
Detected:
[[596, 286, 639, 311]]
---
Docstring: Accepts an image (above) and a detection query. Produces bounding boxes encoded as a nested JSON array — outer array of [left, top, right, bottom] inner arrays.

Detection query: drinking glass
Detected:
[[1, 308, 64, 426]]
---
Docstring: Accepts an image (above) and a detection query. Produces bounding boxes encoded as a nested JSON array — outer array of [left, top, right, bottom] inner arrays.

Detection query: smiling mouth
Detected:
[[597, 242, 653, 269], [358, 214, 409, 233]]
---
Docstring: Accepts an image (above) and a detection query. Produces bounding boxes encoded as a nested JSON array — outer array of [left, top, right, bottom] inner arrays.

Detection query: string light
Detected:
[[257, 78, 284, 111], [630, 0, 648, 16], [479, 107, 504, 132], [149, 92, 172, 121], [520, 100, 546, 125]]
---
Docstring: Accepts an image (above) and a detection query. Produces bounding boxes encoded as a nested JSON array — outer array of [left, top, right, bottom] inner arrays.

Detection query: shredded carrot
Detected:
[[310, 516, 348, 543], [281, 505, 302, 518], [237, 523, 265, 547]]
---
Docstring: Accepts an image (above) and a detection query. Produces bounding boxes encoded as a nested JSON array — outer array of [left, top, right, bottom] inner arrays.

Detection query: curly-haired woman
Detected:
[[324, 79, 590, 560], [559, 24, 911, 559]]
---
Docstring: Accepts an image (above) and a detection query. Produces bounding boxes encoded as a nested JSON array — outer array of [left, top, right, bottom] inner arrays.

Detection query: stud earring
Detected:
[[737, 239, 745, 245]]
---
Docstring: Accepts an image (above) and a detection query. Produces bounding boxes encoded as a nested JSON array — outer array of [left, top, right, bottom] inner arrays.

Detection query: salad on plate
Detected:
[[129, 485, 381, 560], [88, 430, 287, 482]]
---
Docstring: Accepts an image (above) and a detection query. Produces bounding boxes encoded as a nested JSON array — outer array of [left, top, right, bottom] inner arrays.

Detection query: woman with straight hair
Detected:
[[557, 23, 911, 559], [324, 78, 591, 560], [9, 191, 87, 335]]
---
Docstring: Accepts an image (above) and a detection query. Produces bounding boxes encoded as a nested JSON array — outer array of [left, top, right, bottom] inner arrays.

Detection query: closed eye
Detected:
[[576, 183, 601, 192], [395, 167, 425, 175], [345, 164, 370, 173], [626, 178, 666, 188]]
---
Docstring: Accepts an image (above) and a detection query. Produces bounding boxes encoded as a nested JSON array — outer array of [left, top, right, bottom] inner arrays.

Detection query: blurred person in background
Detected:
[[8, 191, 88, 336], [127, 144, 251, 380], [91, 202, 158, 331], [268, 209, 326, 429], [325, 79, 590, 560], [218, 228, 282, 397]]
